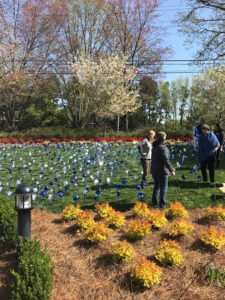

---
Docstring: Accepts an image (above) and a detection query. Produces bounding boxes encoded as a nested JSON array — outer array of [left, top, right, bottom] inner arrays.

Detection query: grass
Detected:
[[206, 263, 225, 287], [0, 142, 224, 213]]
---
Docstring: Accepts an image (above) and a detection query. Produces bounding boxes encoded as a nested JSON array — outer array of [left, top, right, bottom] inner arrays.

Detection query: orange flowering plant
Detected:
[[132, 201, 150, 219], [131, 257, 162, 288], [166, 202, 188, 219], [155, 239, 183, 266], [95, 202, 115, 219], [200, 226, 225, 250], [110, 240, 135, 263], [147, 209, 168, 228], [76, 211, 95, 231], [105, 210, 126, 228], [62, 203, 82, 221], [85, 221, 111, 243], [205, 204, 225, 220], [167, 219, 194, 237], [126, 219, 151, 243]]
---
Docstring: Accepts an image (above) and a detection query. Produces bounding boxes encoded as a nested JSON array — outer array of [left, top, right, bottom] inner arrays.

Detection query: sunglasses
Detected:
[[202, 128, 209, 130]]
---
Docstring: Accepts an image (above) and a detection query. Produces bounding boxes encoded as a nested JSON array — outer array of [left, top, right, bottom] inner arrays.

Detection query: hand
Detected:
[[209, 149, 216, 156], [143, 153, 147, 156], [171, 171, 175, 176]]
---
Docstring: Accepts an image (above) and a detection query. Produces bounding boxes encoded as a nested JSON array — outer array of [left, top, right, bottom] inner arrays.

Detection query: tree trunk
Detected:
[[125, 114, 129, 132], [117, 114, 120, 132]]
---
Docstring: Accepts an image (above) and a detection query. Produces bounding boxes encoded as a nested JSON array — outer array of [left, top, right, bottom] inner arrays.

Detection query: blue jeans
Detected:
[[152, 174, 168, 208]]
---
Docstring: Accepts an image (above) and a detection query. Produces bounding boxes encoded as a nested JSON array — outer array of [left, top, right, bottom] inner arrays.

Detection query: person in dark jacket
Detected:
[[214, 123, 224, 168], [138, 130, 155, 188], [150, 132, 175, 208], [198, 124, 220, 185]]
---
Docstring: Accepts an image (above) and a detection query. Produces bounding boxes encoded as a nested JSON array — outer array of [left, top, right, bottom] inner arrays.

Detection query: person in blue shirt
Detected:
[[214, 123, 224, 169], [198, 124, 220, 185]]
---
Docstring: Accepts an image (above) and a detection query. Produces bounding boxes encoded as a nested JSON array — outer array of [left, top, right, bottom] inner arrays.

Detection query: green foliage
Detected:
[[206, 263, 225, 288], [0, 125, 193, 139], [11, 237, 54, 300], [0, 196, 17, 248]]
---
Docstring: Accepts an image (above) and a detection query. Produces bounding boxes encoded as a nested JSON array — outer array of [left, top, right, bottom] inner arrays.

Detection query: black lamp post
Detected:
[[15, 184, 34, 239]]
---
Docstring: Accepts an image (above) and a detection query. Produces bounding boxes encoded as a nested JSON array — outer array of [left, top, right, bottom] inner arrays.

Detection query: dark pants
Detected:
[[216, 147, 221, 168], [140, 159, 151, 185], [152, 174, 168, 208], [200, 155, 215, 183]]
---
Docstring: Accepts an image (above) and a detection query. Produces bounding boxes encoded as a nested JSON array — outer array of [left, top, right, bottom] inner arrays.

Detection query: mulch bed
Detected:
[[1, 208, 225, 300]]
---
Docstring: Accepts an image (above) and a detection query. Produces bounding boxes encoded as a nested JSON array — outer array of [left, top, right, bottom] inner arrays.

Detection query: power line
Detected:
[[1, 59, 224, 63]]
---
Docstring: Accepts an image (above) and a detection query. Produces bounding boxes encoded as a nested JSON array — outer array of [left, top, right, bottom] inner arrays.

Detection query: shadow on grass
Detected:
[[211, 194, 225, 202], [189, 238, 217, 254], [119, 272, 147, 294], [52, 218, 64, 224], [168, 180, 213, 189], [62, 223, 79, 235], [194, 216, 214, 225], [160, 232, 186, 243], [94, 253, 116, 269], [73, 239, 96, 250]]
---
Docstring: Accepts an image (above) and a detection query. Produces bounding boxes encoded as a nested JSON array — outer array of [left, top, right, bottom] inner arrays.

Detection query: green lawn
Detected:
[[1, 143, 224, 213]]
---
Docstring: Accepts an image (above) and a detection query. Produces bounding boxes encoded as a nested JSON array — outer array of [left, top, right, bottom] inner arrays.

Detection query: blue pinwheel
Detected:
[[138, 192, 144, 200]]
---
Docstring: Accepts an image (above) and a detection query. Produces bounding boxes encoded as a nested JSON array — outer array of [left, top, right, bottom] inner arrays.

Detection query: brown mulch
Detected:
[[1, 208, 225, 300]]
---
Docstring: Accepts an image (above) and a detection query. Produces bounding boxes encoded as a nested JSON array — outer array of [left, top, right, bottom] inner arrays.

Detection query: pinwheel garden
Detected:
[[0, 138, 225, 300], [0, 138, 224, 213]]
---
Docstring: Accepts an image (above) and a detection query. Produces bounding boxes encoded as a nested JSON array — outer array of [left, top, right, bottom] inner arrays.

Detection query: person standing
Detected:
[[150, 132, 175, 208], [198, 124, 220, 185], [214, 123, 224, 168], [138, 130, 155, 188]]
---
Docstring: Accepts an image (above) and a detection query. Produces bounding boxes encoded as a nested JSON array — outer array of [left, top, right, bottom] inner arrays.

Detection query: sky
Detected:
[[156, 0, 200, 83]]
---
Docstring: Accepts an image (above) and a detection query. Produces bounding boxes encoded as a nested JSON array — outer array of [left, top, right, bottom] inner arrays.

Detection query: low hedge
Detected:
[[11, 237, 54, 300], [0, 196, 17, 248], [0, 126, 193, 140]]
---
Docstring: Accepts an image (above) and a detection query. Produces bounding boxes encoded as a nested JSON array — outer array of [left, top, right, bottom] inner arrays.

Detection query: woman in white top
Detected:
[[138, 130, 155, 188]]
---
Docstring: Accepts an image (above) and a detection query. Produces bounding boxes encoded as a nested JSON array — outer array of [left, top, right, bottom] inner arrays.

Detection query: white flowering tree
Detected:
[[72, 54, 139, 133]]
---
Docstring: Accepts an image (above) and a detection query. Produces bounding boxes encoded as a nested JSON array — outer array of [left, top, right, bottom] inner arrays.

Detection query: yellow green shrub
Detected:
[[126, 219, 151, 243], [85, 221, 111, 243], [131, 257, 162, 288], [132, 201, 150, 219], [62, 203, 82, 221], [166, 202, 188, 219], [205, 204, 225, 220], [155, 239, 183, 266], [76, 211, 95, 231], [200, 226, 225, 250], [110, 240, 135, 263], [105, 211, 126, 228], [167, 219, 194, 237], [95, 202, 115, 219], [147, 209, 168, 228]]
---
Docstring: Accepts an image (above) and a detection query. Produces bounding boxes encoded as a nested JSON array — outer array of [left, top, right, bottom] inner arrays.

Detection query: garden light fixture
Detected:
[[15, 184, 34, 239]]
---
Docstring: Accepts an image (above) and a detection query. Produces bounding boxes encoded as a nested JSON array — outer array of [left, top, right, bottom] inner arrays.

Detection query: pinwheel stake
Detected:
[[14, 184, 34, 239]]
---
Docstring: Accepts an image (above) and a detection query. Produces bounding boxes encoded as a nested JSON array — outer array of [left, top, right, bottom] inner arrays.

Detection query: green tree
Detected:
[[177, 77, 190, 126], [170, 80, 179, 124], [138, 76, 159, 126], [192, 65, 225, 123], [158, 82, 171, 124]]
